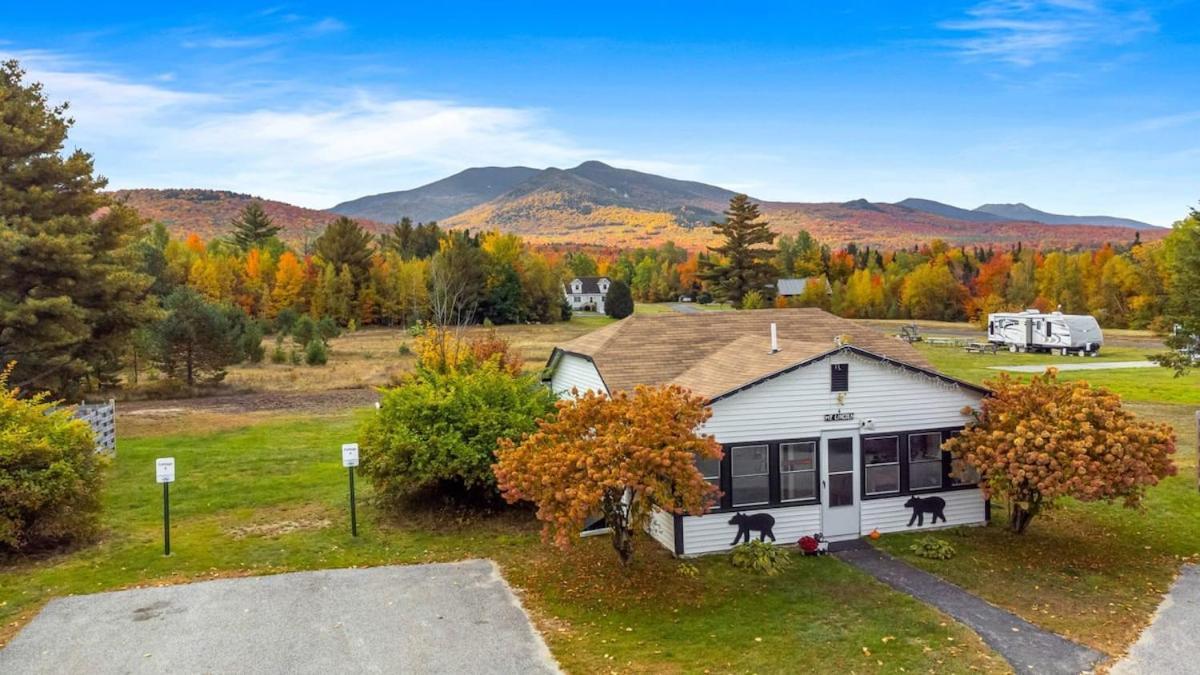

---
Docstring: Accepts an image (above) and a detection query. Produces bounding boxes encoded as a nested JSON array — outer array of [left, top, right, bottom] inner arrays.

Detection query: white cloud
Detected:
[[939, 1, 1156, 66], [6, 51, 601, 208]]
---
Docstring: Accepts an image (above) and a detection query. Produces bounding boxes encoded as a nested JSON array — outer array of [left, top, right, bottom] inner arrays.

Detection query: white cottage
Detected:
[[563, 276, 611, 314], [544, 308, 990, 556]]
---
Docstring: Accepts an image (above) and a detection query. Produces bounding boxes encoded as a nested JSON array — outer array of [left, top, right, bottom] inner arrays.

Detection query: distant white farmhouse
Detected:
[[545, 308, 990, 556], [563, 276, 611, 314], [776, 277, 832, 298]]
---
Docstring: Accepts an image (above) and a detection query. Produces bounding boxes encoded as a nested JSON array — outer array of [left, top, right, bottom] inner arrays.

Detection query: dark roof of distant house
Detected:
[[776, 277, 832, 296], [550, 307, 987, 401], [568, 276, 610, 294]]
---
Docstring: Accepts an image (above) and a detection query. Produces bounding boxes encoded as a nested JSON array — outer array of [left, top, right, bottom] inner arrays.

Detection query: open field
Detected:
[[0, 414, 1003, 673], [876, 344, 1200, 659]]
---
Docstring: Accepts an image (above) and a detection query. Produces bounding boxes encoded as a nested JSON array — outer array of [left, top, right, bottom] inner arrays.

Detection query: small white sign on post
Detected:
[[156, 457, 176, 484], [342, 443, 359, 468]]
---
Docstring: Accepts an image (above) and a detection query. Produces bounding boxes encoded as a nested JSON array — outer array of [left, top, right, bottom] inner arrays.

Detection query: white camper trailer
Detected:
[[987, 310, 1103, 356]]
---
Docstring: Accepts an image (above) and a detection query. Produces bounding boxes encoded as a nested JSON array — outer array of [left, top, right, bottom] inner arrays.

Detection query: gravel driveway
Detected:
[[0, 560, 558, 675]]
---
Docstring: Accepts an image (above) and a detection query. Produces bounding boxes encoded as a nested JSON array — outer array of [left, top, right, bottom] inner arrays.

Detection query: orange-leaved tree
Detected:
[[945, 369, 1176, 534], [494, 385, 721, 565]]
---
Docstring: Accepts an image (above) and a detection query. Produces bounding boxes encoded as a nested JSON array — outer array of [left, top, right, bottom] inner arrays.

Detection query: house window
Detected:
[[779, 441, 816, 502], [862, 436, 899, 495], [831, 363, 849, 392], [696, 456, 721, 490], [907, 432, 943, 491], [573, 296, 580, 302], [730, 445, 769, 507]]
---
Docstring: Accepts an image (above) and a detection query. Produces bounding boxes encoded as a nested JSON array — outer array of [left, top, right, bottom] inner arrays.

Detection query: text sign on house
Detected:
[[156, 457, 176, 484], [824, 412, 855, 422], [342, 443, 359, 468]]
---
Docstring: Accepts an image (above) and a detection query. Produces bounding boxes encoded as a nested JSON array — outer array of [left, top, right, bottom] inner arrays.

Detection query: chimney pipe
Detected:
[[770, 322, 779, 353]]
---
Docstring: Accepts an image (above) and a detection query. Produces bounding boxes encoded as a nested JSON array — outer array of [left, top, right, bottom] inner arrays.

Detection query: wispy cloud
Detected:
[[939, 1, 1156, 66], [5, 50, 600, 208], [1132, 110, 1200, 132]]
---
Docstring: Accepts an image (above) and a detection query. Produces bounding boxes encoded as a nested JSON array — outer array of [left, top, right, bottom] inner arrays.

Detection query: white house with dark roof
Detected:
[[544, 308, 990, 556], [563, 276, 611, 313]]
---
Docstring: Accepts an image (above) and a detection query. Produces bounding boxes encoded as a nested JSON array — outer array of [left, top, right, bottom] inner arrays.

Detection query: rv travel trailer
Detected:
[[987, 310, 1103, 356]]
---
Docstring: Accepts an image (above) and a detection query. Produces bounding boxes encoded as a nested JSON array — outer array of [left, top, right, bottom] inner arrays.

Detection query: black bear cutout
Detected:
[[904, 496, 947, 527], [728, 512, 776, 545]]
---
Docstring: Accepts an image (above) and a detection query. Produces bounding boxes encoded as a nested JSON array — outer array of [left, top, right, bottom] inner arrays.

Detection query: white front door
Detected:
[[821, 432, 860, 541]]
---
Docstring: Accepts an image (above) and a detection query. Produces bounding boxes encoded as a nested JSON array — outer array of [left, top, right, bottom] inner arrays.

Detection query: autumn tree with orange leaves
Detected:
[[494, 385, 722, 565], [945, 370, 1176, 534]]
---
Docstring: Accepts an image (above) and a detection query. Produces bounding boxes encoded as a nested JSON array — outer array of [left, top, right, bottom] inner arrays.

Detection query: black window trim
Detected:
[[709, 437, 822, 513], [860, 426, 978, 501]]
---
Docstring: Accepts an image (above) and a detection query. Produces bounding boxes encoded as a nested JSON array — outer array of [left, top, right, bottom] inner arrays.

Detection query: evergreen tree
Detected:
[[150, 288, 245, 386], [605, 280, 634, 319], [229, 202, 280, 251], [699, 195, 777, 308], [314, 216, 374, 284], [0, 60, 158, 394]]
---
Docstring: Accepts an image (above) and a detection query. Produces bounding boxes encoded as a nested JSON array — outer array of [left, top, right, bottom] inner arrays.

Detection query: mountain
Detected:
[[894, 198, 1014, 223], [109, 189, 383, 242], [330, 166, 541, 224], [116, 164, 1165, 250], [974, 202, 1158, 230]]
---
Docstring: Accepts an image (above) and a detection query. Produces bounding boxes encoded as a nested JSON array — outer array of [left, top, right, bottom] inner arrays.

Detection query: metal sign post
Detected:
[[156, 457, 176, 555], [342, 444, 360, 537]]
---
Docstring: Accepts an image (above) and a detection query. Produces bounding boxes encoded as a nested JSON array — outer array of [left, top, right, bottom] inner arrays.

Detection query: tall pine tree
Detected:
[[230, 202, 281, 251], [0, 60, 158, 394], [314, 216, 374, 284], [698, 194, 777, 308]]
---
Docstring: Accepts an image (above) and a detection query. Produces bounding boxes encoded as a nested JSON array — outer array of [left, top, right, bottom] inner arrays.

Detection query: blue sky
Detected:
[[4, 1, 1197, 224]]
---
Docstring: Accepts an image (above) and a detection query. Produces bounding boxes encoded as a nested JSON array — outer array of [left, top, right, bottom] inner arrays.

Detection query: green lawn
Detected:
[[878, 342, 1200, 657], [0, 412, 1003, 673], [915, 342, 1200, 405]]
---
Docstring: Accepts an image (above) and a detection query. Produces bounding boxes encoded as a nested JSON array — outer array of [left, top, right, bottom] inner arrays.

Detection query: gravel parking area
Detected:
[[0, 560, 558, 675]]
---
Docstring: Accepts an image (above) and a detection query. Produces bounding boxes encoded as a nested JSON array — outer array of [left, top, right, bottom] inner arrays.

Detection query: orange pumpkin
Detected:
[[868, 529, 881, 540]]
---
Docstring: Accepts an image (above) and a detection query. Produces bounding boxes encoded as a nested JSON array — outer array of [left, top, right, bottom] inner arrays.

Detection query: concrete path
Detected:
[[668, 302, 702, 314], [835, 544, 1103, 674], [989, 360, 1156, 373], [1111, 565, 1200, 674], [0, 560, 558, 675]]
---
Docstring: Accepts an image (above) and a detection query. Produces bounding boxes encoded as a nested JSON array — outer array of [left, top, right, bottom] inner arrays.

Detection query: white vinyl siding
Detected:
[[648, 507, 676, 551], [860, 490, 986, 534], [701, 352, 982, 444], [680, 505, 821, 556], [549, 354, 607, 398]]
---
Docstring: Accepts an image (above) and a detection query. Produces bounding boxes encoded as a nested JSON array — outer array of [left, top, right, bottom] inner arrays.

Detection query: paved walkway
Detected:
[[989, 360, 1155, 373], [0, 560, 558, 675], [668, 302, 702, 314], [835, 544, 1103, 674], [1111, 565, 1200, 674]]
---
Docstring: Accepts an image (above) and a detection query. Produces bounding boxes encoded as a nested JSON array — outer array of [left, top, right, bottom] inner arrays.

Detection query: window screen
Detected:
[[863, 436, 900, 495], [731, 445, 769, 507], [908, 432, 943, 491], [780, 441, 816, 502]]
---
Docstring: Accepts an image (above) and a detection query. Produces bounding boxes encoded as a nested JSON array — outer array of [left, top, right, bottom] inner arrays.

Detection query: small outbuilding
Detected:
[[545, 308, 989, 556], [563, 276, 611, 314], [775, 277, 832, 298]]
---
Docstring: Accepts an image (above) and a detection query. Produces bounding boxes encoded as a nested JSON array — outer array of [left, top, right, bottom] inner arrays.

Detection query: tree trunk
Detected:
[[1009, 504, 1035, 534]]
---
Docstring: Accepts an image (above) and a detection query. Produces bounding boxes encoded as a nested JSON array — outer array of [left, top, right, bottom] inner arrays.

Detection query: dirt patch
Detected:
[[226, 517, 332, 540], [121, 387, 379, 416]]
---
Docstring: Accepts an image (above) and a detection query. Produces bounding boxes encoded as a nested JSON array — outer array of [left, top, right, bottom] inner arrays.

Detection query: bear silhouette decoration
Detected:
[[728, 512, 776, 545], [904, 496, 947, 527]]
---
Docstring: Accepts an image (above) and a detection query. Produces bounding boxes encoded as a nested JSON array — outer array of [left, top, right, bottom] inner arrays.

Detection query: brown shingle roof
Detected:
[[555, 308, 945, 400]]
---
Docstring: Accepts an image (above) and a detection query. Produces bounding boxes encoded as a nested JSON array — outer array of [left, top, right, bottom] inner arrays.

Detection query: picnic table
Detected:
[[965, 342, 1000, 354]]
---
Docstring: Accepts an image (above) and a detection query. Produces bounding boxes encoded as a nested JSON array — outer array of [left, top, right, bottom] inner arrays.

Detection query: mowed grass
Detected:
[[0, 412, 1004, 673], [914, 342, 1200, 405], [875, 341, 1200, 658]]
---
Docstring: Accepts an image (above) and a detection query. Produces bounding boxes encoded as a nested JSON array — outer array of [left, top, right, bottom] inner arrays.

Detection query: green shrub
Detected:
[[316, 316, 340, 343], [274, 308, 299, 336], [730, 540, 791, 576], [359, 362, 555, 505], [0, 365, 105, 552], [910, 536, 956, 560], [304, 339, 328, 366], [292, 315, 317, 347], [398, 343, 412, 356], [605, 280, 634, 319], [289, 348, 301, 365], [240, 320, 266, 364], [676, 562, 700, 578]]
